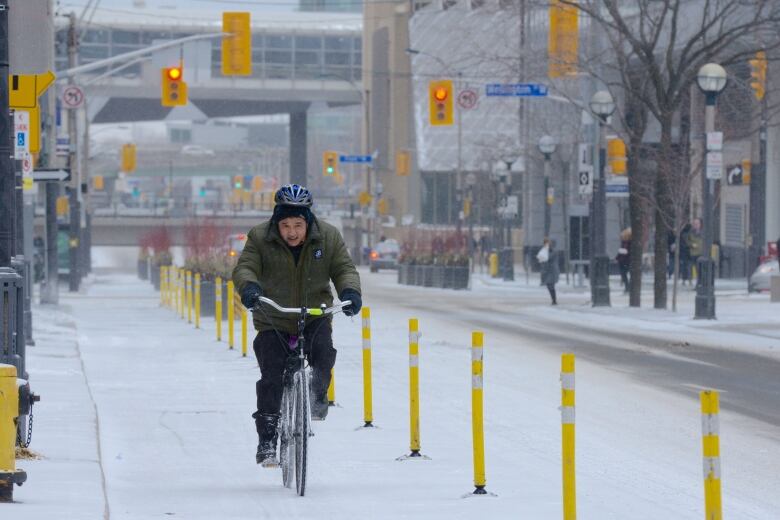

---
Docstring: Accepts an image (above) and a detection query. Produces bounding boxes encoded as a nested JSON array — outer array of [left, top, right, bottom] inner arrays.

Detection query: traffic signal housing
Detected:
[[161, 66, 188, 106], [749, 51, 767, 101], [222, 12, 252, 76], [323, 151, 339, 177], [607, 138, 627, 175], [396, 150, 411, 176], [429, 80, 453, 126], [121, 143, 136, 173], [233, 175, 244, 189]]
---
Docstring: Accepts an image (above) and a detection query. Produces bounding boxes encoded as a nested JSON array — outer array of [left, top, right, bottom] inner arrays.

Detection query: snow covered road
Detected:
[[14, 272, 780, 519]]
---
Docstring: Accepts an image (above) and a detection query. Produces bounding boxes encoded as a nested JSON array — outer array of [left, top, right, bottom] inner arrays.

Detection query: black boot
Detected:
[[254, 413, 279, 465], [310, 371, 330, 421]]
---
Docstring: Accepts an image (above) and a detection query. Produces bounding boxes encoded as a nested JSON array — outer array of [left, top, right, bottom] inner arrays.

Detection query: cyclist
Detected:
[[232, 184, 362, 466]]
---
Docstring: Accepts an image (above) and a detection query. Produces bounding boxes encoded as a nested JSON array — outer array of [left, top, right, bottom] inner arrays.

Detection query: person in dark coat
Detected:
[[616, 227, 631, 293], [537, 238, 559, 305]]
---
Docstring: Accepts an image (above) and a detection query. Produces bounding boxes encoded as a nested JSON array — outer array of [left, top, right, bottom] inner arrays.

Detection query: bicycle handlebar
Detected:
[[253, 296, 351, 316]]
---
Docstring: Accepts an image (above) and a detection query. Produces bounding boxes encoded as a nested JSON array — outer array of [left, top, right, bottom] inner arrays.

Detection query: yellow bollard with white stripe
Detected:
[[327, 368, 335, 406], [174, 268, 180, 314], [194, 273, 201, 329], [160, 266, 166, 306], [471, 331, 488, 495], [241, 306, 248, 357], [179, 268, 186, 319], [215, 277, 223, 342], [227, 280, 235, 349], [701, 390, 722, 520], [408, 318, 422, 457], [561, 354, 576, 519], [361, 307, 374, 427], [186, 270, 193, 324]]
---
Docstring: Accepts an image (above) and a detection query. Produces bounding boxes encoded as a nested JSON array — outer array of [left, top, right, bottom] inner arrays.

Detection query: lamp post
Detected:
[[538, 135, 557, 238], [695, 63, 727, 319], [589, 90, 615, 307], [500, 154, 518, 281]]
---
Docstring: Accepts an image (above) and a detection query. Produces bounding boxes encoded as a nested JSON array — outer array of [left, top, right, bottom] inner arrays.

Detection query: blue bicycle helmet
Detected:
[[274, 184, 313, 208]]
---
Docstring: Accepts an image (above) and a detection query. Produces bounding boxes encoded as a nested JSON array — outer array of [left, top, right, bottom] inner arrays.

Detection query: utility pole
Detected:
[[748, 93, 767, 288], [0, 0, 14, 268], [67, 12, 81, 291]]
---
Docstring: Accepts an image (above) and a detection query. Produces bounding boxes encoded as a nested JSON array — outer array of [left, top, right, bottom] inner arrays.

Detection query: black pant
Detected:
[[546, 283, 557, 304], [619, 264, 630, 290], [252, 319, 337, 420]]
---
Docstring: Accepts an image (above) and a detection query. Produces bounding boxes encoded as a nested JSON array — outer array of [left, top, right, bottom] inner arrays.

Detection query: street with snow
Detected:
[[10, 266, 780, 519]]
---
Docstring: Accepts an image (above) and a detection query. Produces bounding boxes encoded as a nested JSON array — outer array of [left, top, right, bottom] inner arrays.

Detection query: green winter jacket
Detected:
[[232, 217, 361, 333]]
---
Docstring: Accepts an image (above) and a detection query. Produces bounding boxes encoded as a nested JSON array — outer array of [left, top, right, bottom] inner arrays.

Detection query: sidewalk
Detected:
[[472, 270, 780, 357]]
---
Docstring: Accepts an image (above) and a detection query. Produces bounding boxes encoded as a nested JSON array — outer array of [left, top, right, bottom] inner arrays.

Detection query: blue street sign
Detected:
[[17, 133, 25, 147], [485, 83, 548, 97], [339, 154, 373, 164]]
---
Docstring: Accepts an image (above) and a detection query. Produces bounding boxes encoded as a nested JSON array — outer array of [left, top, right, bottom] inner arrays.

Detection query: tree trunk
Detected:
[[653, 118, 675, 309], [672, 231, 681, 312], [628, 181, 645, 307]]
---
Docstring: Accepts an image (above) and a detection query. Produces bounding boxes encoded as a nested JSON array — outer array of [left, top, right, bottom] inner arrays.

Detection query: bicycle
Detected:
[[252, 296, 351, 496]]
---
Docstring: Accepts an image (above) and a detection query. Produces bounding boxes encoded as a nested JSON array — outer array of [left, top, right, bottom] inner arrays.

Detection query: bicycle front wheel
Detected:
[[294, 369, 310, 496], [279, 383, 294, 489]]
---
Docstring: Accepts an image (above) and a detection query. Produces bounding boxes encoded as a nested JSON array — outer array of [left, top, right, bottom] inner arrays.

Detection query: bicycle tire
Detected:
[[280, 384, 294, 488], [295, 369, 309, 496]]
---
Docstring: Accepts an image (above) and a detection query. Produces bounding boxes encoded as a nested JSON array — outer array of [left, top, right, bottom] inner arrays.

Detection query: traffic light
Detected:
[[429, 80, 454, 126], [121, 143, 136, 173], [742, 159, 752, 185], [251, 176, 264, 192], [396, 150, 411, 176], [93, 175, 104, 191], [56, 195, 69, 216], [161, 66, 188, 106], [199, 187, 207, 197], [607, 137, 627, 175], [749, 51, 767, 101], [323, 151, 339, 177], [222, 12, 252, 76], [233, 175, 244, 189]]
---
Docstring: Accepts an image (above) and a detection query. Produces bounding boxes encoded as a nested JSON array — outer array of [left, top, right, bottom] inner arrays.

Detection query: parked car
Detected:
[[227, 233, 248, 258], [369, 238, 400, 273], [749, 259, 779, 292], [181, 144, 215, 157]]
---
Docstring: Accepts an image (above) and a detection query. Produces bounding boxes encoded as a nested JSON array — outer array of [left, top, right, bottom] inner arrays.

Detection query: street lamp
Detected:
[[499, 154, 519, 281], [589, 90, 615, 307], [538, 135, 557, 238], [695, 62, 727, 319]]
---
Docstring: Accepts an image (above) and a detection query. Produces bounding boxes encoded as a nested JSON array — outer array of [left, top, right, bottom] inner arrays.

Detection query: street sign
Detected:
[[578, 165, 593, 195], [706, 151, 723, 180], [32, 168, 71, 182], [726, 165, 743, 185], [56, 137, 70, 157], [62, 85, 85, 109], [22, 153, 33, 191], [706, 131, 723, 151], [606, 182, 629, 198], [505, 195, 519, 218], [465, 172, 477, 186], [457, 89, 478, 109], [485, 83, 548, 97], [14, 111, 30, 159], [339, 154, 372, 164]]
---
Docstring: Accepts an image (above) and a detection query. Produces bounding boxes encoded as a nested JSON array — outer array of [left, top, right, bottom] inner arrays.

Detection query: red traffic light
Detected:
[[167, 67, 182, 81], [433, 87, 448, 101]]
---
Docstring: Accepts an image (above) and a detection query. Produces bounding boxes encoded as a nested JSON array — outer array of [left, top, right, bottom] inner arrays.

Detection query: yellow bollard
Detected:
[[227, 280, 235, 349], [160, 266, 166, 306], [361, 307, 374, 427], [489, 253, 499, 278], [327, 368, 335, 405], [179, 268, 185, 319], [241, 306, 248, 357], [215, 276, 223, 342], [186, 270, 193, 324], [408, 318, 422, 457], [561, 353, 576, 520], [701, 390, 722, 520], [194, 273, 201, 329], [174, 268, 180, 314], [0, 364, 27, 502], [471, 331, 488, 494]]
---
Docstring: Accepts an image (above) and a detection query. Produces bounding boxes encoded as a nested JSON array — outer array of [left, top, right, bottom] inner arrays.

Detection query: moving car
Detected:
[[749, 259, 779, 292], [369, 238, 400, 273]]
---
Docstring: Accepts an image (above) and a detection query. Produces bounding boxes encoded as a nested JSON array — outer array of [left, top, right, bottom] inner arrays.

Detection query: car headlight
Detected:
[[758, 264, 778, 274]]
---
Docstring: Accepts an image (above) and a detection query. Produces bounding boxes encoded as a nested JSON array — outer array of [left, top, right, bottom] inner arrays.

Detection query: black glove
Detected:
[[240, 282, 263, 309], [339, 289, 362, 317]]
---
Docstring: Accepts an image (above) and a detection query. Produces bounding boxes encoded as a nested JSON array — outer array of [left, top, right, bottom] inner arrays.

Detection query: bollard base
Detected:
[[363, 421, 374, 428], [0, 470, 28, 502], [473, 486, 487, 495], [461, 486, 497, 498], [328, 401, 335, 407], [396, 451, 431, 461]]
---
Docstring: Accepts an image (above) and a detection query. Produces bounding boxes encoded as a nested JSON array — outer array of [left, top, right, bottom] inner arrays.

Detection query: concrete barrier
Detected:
[[771, 275, 780, 303]]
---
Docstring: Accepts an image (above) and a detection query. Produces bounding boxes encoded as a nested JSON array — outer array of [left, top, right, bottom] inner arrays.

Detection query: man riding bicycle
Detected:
[[232, 184, 362, 466]]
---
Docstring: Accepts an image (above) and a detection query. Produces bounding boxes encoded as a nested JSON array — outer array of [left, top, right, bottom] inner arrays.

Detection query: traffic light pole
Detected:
[[748, 95, 767, 289], [695, 94, 718, 319], [0, 0, 14, 268], [67, 12, 81, 292]]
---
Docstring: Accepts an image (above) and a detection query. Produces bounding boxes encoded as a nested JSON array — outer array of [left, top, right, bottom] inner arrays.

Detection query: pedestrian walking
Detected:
[[536, 238, 559, 305], [616, 227, 631, 293]]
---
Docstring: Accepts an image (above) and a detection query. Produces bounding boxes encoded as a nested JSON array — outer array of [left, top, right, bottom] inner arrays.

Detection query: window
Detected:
[[295, 36, 322, 50], [252, 34, 264, 48], [325, 36, 351, 51], [265, 50, 292, 64], [295, 51, 320, 65], [111, 30, 140, 45], [83, 30, 109, 44], [267, 35, 292, 49], [80, 45, 109, 61], [170, 128, 192, 144], [325, 52, 349, 66], [724, 204, 745, 246]]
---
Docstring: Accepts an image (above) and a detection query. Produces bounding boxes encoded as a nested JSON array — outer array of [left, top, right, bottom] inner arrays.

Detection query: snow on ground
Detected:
[[12, 271, 780, 519]]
